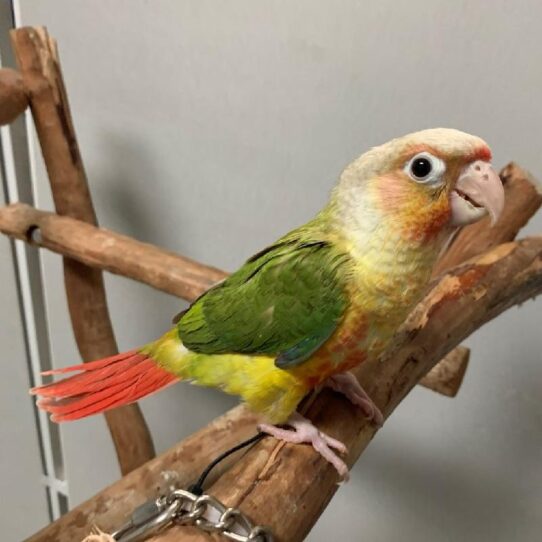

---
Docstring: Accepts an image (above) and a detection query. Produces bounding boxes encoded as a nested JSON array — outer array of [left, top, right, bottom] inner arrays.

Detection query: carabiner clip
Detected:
[[112, 497, 181, 542]]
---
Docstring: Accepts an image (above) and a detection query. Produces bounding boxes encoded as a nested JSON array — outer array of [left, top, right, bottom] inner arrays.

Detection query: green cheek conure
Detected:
[[32, 128, 504, 477]]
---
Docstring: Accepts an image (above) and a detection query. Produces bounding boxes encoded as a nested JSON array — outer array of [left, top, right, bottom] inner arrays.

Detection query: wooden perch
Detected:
[[10, 26, 154, 474], [160, 236, 542, 542], [0, 202, 227, 300]]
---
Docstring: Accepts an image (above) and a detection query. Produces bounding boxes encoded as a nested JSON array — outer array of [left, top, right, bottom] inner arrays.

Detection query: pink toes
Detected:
[[256, 373, 385, 479], [258, 412, 349, 479], [325, 372, 384, 427]]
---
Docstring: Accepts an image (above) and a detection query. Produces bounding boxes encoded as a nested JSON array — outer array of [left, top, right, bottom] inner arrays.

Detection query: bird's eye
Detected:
[[411, 157, 432, 178], [405, 152, 445, 185]]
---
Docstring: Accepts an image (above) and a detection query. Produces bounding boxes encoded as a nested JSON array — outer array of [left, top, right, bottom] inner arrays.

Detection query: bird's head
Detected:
[[334, 128, 504, 245]]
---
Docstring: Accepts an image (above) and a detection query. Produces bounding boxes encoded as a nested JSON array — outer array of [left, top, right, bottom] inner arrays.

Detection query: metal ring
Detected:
[[168, 488, 198, 505], [215, 507, 243, 531], [194, 494, 227, 530], [222, 508, 256, 542]]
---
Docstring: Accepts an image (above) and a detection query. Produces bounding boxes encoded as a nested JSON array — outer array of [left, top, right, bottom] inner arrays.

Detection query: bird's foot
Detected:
[[258, 412, 349, 479], [325, 372, 384, 426]]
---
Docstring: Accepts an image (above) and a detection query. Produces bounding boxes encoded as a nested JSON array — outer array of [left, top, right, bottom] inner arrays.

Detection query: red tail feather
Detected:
[[31, 350, 180, 422]]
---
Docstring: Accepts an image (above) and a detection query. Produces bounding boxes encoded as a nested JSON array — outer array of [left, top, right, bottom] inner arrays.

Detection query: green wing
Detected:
[[177, 238, 351, 368]]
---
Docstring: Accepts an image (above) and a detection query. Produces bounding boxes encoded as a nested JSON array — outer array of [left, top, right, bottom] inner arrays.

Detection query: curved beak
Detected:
[[449, 160, 505, 227]]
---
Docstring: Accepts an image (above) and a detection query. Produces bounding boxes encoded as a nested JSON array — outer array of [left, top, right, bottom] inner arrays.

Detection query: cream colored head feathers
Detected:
[[332, 128, 503, 245]]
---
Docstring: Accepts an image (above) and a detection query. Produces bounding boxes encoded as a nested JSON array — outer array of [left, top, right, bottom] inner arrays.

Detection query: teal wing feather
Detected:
[[177, 237, 351, 368]]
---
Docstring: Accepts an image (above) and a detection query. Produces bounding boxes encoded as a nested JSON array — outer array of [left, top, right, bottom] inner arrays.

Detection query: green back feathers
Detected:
[[177, 235, 351, 368]]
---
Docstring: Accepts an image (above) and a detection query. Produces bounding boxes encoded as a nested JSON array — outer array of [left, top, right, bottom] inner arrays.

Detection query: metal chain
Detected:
[[111, 487, 273, 542]]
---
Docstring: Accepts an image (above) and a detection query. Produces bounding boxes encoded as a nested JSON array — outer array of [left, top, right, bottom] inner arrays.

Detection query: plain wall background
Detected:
[[1, 1, 541, 540]]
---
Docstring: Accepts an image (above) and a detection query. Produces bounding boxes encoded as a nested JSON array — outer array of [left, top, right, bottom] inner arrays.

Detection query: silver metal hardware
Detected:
[[111, 487, 273, 542]]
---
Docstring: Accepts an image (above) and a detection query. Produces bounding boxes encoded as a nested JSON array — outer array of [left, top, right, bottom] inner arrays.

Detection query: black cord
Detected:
[[188, 432, 266, 495]]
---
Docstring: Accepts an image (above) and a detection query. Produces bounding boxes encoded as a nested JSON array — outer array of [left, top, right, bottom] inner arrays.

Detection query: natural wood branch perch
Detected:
[[161, 236, 542, 541], [10, 26, 154, 474], [6, 215, 542, 542], [0, 202, 227, 300]]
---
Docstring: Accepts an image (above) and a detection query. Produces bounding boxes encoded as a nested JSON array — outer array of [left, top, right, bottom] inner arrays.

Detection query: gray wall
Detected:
[[2, 1, 541, 540]]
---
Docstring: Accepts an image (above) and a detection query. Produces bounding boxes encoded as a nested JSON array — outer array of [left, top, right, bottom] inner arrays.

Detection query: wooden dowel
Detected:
[[161, 236, 542, 541], [10, 26, 154, 474]]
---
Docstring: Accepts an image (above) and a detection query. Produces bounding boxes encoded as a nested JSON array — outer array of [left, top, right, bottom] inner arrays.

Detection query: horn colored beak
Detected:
[[450, 161, 505, 227]]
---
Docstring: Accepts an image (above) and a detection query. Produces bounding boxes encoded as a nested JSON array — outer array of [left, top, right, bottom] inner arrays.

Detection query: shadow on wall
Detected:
[[90, 132, 190, 249]]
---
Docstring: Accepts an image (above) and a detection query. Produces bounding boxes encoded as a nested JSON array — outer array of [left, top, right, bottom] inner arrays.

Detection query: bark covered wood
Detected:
[[10, 26, 154, 474]]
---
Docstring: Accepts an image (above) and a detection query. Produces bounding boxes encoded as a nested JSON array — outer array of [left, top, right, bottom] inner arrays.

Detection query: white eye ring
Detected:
[[404, 152, 446, 185]]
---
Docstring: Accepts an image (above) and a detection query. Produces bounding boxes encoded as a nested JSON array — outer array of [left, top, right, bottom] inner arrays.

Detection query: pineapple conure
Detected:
[[33, 128, 505, 477]]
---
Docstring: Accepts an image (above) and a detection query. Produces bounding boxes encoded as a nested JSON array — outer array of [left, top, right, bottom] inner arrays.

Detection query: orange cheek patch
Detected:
[[376, 173, 451, 243], [403, 197, 451, 243]]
